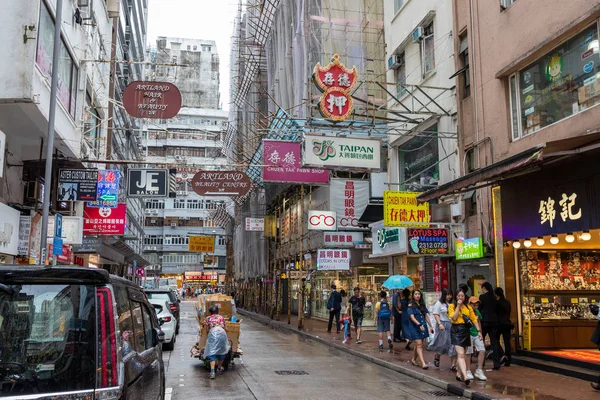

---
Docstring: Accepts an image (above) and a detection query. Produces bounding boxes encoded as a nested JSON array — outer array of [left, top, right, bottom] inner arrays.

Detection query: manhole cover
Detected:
[[274, 370, 309, 376], [423, 390, 455, 397]]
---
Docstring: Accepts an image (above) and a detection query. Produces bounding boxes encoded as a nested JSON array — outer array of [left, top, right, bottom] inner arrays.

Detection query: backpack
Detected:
[[378, 300, 391, 320], [352, 297, 364, 316]]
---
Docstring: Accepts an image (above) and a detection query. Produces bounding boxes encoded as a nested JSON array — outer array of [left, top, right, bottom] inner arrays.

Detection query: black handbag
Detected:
[[462, 314, 474, 327]]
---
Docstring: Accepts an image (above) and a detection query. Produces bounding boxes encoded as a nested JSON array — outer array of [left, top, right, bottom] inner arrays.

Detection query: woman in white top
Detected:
[[428, 289, 456, 369]]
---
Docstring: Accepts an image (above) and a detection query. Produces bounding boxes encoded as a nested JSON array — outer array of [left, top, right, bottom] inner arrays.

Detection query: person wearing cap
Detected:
[[327, 284, 343, 333], [467, 296, 487, 381]]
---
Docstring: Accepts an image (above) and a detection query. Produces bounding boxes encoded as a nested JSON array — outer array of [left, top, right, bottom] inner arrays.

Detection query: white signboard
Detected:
[[18, 216, 32, 256], [47, 216, 83, 244], [245, 217, 264, 231], [323, 231, 363, 247], [330, 179, 369, 229], [0, 203, 20, 255], [0, 130, 5, 178], [371, 221, 408, 257], [317, 248, 351, 270], [308, 210, 337, 231], [303, 135, 381, 170]]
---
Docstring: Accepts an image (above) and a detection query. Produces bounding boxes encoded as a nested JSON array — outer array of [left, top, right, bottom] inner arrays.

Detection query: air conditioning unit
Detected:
[[170, 223, 177, 228], [145, 209, 152, 215], [451, 203, 462, 218], [412, 26, 424, 42], [174, 155, 185, 162], [387, 55, 404, 70], [25, 181, 42, 201]]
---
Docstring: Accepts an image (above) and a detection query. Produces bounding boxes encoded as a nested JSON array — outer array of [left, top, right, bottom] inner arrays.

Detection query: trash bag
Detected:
[[204, 326, 230, 357]]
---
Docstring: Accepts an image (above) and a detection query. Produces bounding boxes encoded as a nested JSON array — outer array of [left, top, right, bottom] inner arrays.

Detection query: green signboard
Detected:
[[455, 237, 484, 260]]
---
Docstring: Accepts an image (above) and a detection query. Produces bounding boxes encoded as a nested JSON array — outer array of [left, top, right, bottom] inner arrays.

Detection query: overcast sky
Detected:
[[147, 0, 238, 111]]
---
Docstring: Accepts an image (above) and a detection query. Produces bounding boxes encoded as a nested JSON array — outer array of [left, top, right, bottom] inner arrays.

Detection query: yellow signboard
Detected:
[[188, 236, 215, 253], [383, 190, 430, 227], [522, 319, 531, 351]]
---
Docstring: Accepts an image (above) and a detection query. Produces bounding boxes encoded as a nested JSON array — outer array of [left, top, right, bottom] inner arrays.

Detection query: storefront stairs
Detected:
[[513, 351, 599, 382]]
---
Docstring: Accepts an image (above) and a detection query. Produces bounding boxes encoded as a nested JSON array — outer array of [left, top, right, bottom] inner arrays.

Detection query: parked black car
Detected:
[[145, 289, 181, 334], [0, 266, 165, 400]]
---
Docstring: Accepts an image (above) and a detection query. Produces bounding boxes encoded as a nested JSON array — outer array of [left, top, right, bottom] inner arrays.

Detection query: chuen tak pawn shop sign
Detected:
[[313, 54, 357, 121]]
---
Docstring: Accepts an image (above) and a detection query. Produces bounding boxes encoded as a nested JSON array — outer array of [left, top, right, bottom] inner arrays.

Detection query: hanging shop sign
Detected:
[[407, 228, 449, 255], [17, 216, 31, 256], [330, 179, 369, 229], [0, 130, 5, 178], [71, 237, 100, 253], [191, 170, 252, 197], [323, 231, 363, 247], [189, 236, 215, 253], [316, 248, 351, 270], [58, 169, 98, 201], [371, 221, 407, 257], [47, 216, 83, 244], [303, 135, 381, 170], [308, 210, 337, 231], [456, 237, 484, 260], [263, 140, 329, 184], [127, 169, 169, 197], [264, 215, 277, 237], [87, 169, 120, 208], [0, 203, 20, 256], [433, 259, 449, 291], [313, 54, 358, 121], [47, 243, 73, 264], [245, 218, 264, 231], [83, 204, 126, 235], [383, 190, 430, 227], [122, 81, 182, 119]]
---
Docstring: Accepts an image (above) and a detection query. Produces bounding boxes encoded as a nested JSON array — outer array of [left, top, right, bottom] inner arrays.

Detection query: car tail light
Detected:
[[97, 288, 118, 387], [169, 303, 177, 312], [162, 316, 172, 323]]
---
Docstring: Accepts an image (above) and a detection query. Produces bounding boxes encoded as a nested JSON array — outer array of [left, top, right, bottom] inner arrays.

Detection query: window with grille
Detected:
[[421, 22, 435, 77]]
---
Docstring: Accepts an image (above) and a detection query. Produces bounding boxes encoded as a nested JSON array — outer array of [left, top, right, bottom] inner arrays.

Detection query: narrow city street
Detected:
[[162, 301, 464, 400]]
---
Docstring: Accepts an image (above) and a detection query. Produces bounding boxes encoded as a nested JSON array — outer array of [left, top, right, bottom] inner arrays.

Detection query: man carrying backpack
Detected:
[[327, 284, 343, 333], [375, 290, 393, 352], [349, 287, 366, 343]]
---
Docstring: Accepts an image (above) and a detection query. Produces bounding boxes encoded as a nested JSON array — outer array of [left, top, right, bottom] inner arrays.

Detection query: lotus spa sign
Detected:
[[303, 135, 381, 170]]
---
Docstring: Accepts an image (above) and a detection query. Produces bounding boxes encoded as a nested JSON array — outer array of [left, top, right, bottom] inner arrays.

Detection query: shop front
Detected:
[[500, 153, 600, 352], [455, 236, 495, 296], [0, 203, 20, 264]]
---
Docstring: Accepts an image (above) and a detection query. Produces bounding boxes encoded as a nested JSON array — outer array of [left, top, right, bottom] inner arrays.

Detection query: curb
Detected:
[[238, 309, 496, 400]]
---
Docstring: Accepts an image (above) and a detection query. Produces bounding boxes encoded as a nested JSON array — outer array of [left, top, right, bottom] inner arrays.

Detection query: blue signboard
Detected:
[[55, 213, 63, 238], [88, 169, 119, 208], [53, 237, 63, 255]]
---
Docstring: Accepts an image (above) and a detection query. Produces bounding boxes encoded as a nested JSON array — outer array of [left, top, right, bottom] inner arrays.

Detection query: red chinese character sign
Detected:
[[83, 204, 126, 235], [313, 54, 358, 121]]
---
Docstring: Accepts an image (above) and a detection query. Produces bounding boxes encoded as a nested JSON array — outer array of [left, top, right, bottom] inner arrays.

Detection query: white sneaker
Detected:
[[466, 371, 474, 380], [475, 369, 487, 381], [342, 339, 347, 344]]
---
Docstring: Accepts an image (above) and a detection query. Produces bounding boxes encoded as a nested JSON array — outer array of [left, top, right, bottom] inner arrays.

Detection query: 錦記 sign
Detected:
[[383, 191, 430, 227], [127, 169, 168, 197], [407, 228, 449, 255], [263, 140, 329, 184], [317, 249, 351, 270], [456, 237, 484, 260], [303, 135, 381, 170], [58, 169, 98, 201], [245, 218, 264, 231], [308, 210, 337, 231]]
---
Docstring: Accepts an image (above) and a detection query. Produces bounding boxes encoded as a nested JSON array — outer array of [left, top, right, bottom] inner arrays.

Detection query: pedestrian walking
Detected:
[[374, 290, 393, 352], [340, 289, 348, 314], [404, 289, 433, 369], [495, 287, 513, 367], [393, 289, 403, 342], [428, 289, 456, 369], [340, 314, 352, 344], [448, 290, 480, 386], [400, 288, 412, 349], [466, 297, 487, 381], [349, 287, 366, 343], [327, 284, 343, 333], [479, 281, 502, 369]]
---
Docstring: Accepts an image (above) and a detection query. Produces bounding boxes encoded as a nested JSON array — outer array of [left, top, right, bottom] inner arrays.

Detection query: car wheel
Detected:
[[176, 323, 180, 335]]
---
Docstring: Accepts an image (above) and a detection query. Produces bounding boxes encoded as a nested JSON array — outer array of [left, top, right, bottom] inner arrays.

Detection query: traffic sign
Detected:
[[135, 267, 145, 277], [55, 214, 63, 238]]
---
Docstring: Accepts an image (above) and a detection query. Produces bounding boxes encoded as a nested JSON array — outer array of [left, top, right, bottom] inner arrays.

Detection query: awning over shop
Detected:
[[358, 203, 383, 224], [418, 133, 600, 202]]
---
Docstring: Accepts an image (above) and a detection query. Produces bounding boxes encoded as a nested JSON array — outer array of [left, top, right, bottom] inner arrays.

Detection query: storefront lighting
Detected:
[[581, 231, 592, 241], [565, 233, 575, 243], [536, 237, 545, 246], [523, 238, 532, 248], [512, 241, 521, 249], [550, 235, 559, 245]]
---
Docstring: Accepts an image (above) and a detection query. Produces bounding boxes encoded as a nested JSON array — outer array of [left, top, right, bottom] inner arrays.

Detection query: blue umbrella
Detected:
[[382, 275, 414, 290]]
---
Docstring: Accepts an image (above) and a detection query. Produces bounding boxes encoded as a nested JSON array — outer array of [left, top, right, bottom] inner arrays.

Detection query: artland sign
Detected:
[[191, 171, 252, 197], [456, 237, 484, 260], [303, 135, 381, 170], [317, 248, 351, 270], [383, 191, 430, 227], [313, 54, 358, 121], [122, 81, 182, 119], [263, 140, 329, 184], [308, 210, 337, 231]]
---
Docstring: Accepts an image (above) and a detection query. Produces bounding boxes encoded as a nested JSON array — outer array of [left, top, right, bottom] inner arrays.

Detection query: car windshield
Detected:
[[0, 284, 97, 396], [152, 303, 163, 314], [146, 292, 171, 303]]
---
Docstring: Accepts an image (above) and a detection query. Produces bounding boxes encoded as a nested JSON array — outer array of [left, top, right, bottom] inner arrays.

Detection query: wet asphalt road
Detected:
[[162, 301, 463, 400]]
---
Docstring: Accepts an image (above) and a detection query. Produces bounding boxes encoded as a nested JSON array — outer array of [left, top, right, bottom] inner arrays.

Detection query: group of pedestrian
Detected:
[[326, 281, 513, 387]]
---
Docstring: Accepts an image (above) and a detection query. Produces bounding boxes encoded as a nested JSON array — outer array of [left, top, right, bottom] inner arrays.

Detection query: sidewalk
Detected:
[[238, 309, 595, 400]]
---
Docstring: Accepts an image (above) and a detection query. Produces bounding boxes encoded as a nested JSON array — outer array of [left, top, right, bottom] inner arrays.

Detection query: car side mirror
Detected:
[[153, 328, 165, 346]]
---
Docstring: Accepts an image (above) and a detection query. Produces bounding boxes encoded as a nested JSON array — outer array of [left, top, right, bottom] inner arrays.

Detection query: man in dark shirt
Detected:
[[349, 287, 366, 343], [392, 289, 403, 342], [479, 281, 502, 369], [327, 284, 342, 333]]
